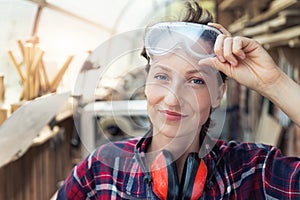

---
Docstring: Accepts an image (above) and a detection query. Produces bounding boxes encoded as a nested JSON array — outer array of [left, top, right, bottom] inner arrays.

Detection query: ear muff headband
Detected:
[[180, 152, 207, 199], [150, 150, 207, 200], [150, 150, 179, 200]]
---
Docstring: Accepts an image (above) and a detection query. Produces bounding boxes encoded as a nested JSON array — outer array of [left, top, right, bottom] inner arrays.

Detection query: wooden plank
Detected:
[[255, 100, 282, 146], [32, 126, 59, 146], [14, 158, 23, 200], [263, 37, 300, 49], [55, 108, 73, 122], [220, 0, 271, 12], [0, 168, 5, 199], [5, 161, 18, 199], [242, 13, 300, 36], [253, 25, 300, 47], [250, 90, 262, 134], [216, 9, 235, 29], [295, 126, 300, 156], [251, 0, 273, 16], [1, 165, 8, 199], [278, 47, 300, 71], [37, 145, 44, 200], [228, 15, 248, 33], [48, 141, 56, 197], [246, 0, 300, 26], [294, 66, 300, 83], [32, 148, 39, 200], [0, 116, 74, 200], [219, 0, 246, 11], [23, 152, 31, 200], [50, 55, 74, 92], [44, 143, 51, 198]]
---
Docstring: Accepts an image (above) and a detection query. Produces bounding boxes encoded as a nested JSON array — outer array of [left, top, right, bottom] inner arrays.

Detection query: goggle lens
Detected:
[[145, 22, 221, 59]]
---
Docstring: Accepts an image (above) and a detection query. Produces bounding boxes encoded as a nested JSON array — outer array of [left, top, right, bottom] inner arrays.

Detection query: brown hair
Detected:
[[182, 0, 214, 24], [141, 1, 226, 82]]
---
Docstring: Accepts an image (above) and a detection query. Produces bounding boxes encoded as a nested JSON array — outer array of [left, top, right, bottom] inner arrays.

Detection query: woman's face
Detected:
[[145, 51, 224, 139]]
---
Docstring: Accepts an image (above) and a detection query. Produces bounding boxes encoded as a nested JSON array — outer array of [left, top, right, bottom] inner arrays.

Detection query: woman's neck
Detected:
[[150, 133, 200, 154], [146, 131, 201, 181]]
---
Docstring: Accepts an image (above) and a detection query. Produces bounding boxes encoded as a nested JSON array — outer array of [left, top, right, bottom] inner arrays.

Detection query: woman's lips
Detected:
[[160, 110, 187, 121]]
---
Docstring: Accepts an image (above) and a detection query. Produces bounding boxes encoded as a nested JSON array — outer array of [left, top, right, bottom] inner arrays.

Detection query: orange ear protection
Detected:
[[150, 149, 207, 200]]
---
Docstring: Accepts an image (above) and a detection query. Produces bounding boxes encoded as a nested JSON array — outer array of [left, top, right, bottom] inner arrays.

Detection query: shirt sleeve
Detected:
[[217, 141, 300, 199], [56, 154, 96, 200], [263, 146, 300, 199]]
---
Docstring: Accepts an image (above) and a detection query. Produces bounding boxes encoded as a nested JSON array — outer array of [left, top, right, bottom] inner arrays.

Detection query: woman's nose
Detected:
[[164, 83, 182, 107]]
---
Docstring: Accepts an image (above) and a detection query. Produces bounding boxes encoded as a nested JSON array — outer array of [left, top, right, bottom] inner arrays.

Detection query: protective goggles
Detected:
[[144, 22, 222, 60]]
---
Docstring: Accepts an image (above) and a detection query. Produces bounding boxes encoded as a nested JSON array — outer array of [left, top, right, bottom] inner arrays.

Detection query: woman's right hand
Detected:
[[199, 23, 282, 94], [199, 23, 300, 127]]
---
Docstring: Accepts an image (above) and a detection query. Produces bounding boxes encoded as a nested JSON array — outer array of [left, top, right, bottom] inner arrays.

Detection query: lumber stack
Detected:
[[8, 37, 73, 101], [219, 0, 300, 48], [217, 0, 300, 151]]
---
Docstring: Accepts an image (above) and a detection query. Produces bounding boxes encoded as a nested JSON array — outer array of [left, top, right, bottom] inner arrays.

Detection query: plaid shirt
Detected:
[[57, 137, 300, 199]]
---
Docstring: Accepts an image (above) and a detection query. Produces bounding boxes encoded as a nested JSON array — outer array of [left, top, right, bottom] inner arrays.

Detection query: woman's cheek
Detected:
[[145, 84, 159, 104]]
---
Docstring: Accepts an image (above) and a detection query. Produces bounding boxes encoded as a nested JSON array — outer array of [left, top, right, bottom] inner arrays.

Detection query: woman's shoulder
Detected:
[[216, 140, 273, 151], [74, 137, 141, 174], [90, 137, 141, 162], [213, 139, 300, 166], [214, 139, 276, 159]]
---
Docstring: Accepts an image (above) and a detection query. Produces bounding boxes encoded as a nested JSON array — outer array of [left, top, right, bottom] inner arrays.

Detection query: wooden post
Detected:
[[50, 55, 74, 92], [7, 51, 25, 83], [0, 75, 5, 103]]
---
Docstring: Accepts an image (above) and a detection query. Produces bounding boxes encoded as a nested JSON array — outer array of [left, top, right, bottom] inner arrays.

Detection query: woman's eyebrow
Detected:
[[187, 66, 215, 76], [185, 69, 201, 75], [152, 64, 212, 76], [152, 65, 172, 72], [185, 69, 211, 77]]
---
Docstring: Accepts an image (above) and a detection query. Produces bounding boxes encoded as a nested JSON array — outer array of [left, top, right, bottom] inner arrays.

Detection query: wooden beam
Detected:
[[219, 0, 272, 17], [31, 5, 43, 36], [253, 25, 300, 48], [242, 12, 300, 36], [246, 0, 299, 26], [219, 0, 246, 11], [25, 0, 114, 33], [228, 15, 248, 33]]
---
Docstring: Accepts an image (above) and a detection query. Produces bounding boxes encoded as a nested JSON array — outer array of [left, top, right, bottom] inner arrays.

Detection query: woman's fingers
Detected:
[[208, 23, 249, 65], [232, 37, 246, 60], [198, 57, 231, 77], [214, 35, 249, 66], [208, 22, 231, 36], [209, 22, 236, 64], [214, 34, 226, 62], [223, 37, 238, 66], [214, 34, 238, 66]]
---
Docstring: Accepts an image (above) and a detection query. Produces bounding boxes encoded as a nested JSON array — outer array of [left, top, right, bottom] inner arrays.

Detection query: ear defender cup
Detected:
[[150, 150, 179, 200], [150, 150, 207, 200], [180, 152, 207, 200]]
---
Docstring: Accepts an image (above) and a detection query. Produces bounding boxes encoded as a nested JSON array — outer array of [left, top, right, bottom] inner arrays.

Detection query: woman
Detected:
[[57, 1, 300, 199]]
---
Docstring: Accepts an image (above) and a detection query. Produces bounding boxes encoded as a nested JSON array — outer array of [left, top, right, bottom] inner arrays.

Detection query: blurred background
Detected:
[[0, 0, 299, 199]]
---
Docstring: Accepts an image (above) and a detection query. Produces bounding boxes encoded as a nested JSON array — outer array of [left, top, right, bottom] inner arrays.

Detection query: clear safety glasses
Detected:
[[144, 22, 222, 60]]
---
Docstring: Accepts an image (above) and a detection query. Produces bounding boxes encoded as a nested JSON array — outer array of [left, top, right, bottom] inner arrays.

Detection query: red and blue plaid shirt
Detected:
[[57, 136, 300, 199]]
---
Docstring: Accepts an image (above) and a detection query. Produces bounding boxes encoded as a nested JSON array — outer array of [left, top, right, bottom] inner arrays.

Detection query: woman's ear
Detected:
[[211, 83, 226, 109]]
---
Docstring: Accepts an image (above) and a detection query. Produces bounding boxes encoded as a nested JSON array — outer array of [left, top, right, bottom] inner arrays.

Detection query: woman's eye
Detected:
[[154, 74, 167, 80], [190, 78, 205, 85]]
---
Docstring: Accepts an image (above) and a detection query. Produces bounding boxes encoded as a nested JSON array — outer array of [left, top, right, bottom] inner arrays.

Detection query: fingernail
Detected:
[[230, 60, 237, 66], [218, 56, 225, 62]]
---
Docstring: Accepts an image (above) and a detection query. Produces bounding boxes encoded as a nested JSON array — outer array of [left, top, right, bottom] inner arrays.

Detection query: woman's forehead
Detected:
[[150, 50, 198, 65], [150, 52, 217, 75]]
